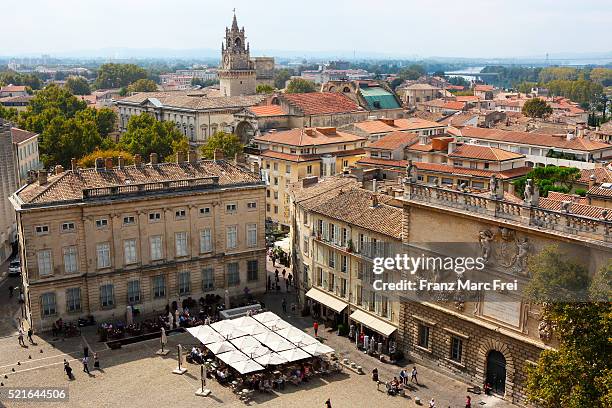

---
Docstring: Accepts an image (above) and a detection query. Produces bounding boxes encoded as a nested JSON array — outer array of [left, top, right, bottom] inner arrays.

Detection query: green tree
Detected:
[[285, 78, 317, 94], [118, 113, 186, 161], [18, 84, 87, 134], [516, 81, 539, 94], [538, 67, 579, 83], [127, 79, 158, 93], [589, 68, 612, 87], [524, 246, 611, 408], [191, 78, 219, 88], [274, 68, 293, 89], [0, 72, 42, 90], [65, 75, 91, 95], [77, 149, 134, 168], [200, 131, 243, 160], [513, 166, 580, 197], [522, 98, 553, 118], [256, 84, 275, 94], [95, 107, 117, 137], [0, 104, 18, 122], [95, 63, 148, 89]]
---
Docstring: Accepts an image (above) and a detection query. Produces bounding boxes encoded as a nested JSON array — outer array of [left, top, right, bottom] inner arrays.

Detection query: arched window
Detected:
[[271, 97, 280, 105], [342, 87, 351, 93], [234, 37, 242, 48]]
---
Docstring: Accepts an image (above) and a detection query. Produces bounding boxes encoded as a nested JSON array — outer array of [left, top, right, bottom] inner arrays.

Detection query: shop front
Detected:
[[349, 309, 398, 357], [305, 287, 348, 327]]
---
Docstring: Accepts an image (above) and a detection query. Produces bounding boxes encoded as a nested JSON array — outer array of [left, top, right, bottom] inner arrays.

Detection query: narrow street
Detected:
[[0, 259, 22, 337]]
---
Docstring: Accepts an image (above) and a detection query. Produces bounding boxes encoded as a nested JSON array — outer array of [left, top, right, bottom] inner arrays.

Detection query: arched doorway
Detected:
[[235, 121, 256, 144], [486, 350, 506, 395]]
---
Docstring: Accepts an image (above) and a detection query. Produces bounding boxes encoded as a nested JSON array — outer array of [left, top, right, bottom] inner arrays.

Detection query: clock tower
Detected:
[[218, 13, 257, 96]]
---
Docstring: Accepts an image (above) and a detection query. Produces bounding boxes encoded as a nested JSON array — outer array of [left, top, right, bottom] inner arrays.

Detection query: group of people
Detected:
[[17, 325, 35, 347], [268, 268, 294, 293], [63, 346, 100, 380]]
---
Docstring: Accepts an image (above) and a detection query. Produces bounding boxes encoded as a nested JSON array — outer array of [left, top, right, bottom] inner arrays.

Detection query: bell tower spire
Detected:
[[218, 12, 256, 97]]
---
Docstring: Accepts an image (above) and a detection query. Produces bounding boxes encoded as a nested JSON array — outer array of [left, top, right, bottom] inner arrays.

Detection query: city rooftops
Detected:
[[10, 127, 37, 144], [280, 92, 363, 115], [448, 144, 525, 161], [367, 131, 419, 150], [13, 158, 262, 208], [353, 117, 444, 135], [117, 91, 266, 111]]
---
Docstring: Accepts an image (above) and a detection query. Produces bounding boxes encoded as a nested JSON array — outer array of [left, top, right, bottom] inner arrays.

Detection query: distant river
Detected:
[[445, 66, 485, 81]]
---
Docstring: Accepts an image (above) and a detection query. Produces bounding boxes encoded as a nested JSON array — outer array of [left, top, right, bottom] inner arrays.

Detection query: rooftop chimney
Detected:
[[370, 193, 379, 208], [589, 174, 596, 189], [105, 157, 113, 170], [188, 150, 197, 164], [372, 179, 377, 193], [134, 154, 142, 167], [301, 176, 318, 188], [71, 158, 77, 172], [252, 161, 260, 176], [176, 151, 187, 163], [38, 170, 47, 185], [150, 152, 158, 165], [118, 156, 125, 169], [54, 165, 64, 175], [214, 149, 224, 161], [447, 141, 457, 154]]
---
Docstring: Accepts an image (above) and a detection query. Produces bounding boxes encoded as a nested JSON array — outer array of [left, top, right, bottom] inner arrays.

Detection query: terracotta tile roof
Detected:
[[367, 131, 419, 150], [587, 185, 612, 198], [546, 191, 590, 204], [10, 128, 37, 144], [539, 197, 612, 220], [474, 85, 494, 92], [453, 127, 612, 152], [308, 188, 403, 239], [404, 83, 440, 90], [280, 92, 362, 115], [438, 112, 479, 127], [0, 95, 33, 104], [578, 168, 612, 184], [290, 176, 360, 205], [455, 96, 480, 102], [353, 117, 444, 135], [422, 99, 465, 110], [0, 85, 27, 92], [248, 105, 287, 116], [255, 127, 366, 147], [449, 144, 524, 161], [356, 157, 530, 179], [407, 143, 434, 152], [117, 92, 266, 111], [16, 160, 261, 206]]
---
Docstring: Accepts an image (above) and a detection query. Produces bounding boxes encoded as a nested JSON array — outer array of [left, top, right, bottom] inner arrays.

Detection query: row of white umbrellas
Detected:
[[186, 312, 334, 374]]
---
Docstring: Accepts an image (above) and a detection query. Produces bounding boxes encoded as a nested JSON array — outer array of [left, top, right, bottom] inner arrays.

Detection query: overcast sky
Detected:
[[5, 0, 612, 58]]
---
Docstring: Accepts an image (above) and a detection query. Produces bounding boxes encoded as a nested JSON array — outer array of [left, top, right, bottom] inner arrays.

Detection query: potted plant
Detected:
[[347, 239, 354, 253]]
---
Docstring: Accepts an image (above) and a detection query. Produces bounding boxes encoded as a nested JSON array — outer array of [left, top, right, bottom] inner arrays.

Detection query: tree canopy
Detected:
[[285, 78, 317, 94], [274, 69, 293, 89], [0, 72, 42, 90], [0, 104, 18, 122], [118, 113, 187, 161], [522, 98, 553, 118], [397, 64, 427, 81], [200, 131, 243, 160], [256, 84, 275, 94], [513, 166, 580, 197], [127, 79, 158, 93], [65, 75, 91, 95], [95, 63, 148, 89], [78, 149, 134, 168], [524, 246, 611, 408]]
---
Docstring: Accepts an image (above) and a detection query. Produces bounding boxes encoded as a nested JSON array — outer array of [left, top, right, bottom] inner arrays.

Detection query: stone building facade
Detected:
[[10, 155, 267, 331], [0, 121, 18, 263]]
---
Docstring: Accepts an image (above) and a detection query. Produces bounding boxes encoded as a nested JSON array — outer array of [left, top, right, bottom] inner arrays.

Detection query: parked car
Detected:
[[8, 259, 21, 276]]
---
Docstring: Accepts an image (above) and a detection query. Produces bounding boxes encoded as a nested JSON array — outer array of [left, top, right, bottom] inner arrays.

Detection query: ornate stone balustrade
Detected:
[[82, 176, 220, 200], [403, 182, 612, 242]]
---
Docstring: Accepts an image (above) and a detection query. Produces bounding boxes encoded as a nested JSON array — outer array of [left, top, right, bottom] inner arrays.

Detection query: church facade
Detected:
[[219, 14, 275, 97]]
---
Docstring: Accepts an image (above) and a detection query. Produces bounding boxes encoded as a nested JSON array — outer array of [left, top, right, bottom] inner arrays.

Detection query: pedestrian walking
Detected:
[[325, 398, 332, 408], [282, 269, 286, 279], [82, 356, 90, 374], [410, 366, 419, 385], [465, 395, 472, 408], [399, 369, 408, 385], [313, 321, 319, 337], [93, 353, 100, 370], [281, 298, 287, 313], [288, 273, 293, 286], [428, 398, 436, 408], [284, 278, 289, 292], [267, 275, 271, 291], [64, 360, 73, 380], [27, 327, 35, 344], [274, 269, 279, 280], [17, 327, 26, 347], [8, 286, 13, 298]]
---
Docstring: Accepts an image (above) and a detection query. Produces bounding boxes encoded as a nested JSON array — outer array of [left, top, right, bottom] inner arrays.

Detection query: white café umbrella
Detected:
[[261, 318, 292, 331], [210, 320, 247, 339], [126, 306, 133, 325], [244, 345, 271, 359], [254, 352, 288, 366], [231, 359, 265, 375], [216, 350, 249, 365], [278, 348, 311, 362], [230, 336, 261, 352], [301, 342, 335, 356], [231, 316, 269, 336], [186, 325, 225, 345], [253, 332, 296, 352], [206, 341, 236, 355], [277, 327, 319, 346], [252, 311, 281, 324]]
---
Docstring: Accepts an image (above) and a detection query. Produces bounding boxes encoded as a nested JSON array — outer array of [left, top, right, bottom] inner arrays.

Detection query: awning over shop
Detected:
[[349, 309, 397, 337], [306, 288, 348, 313]]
